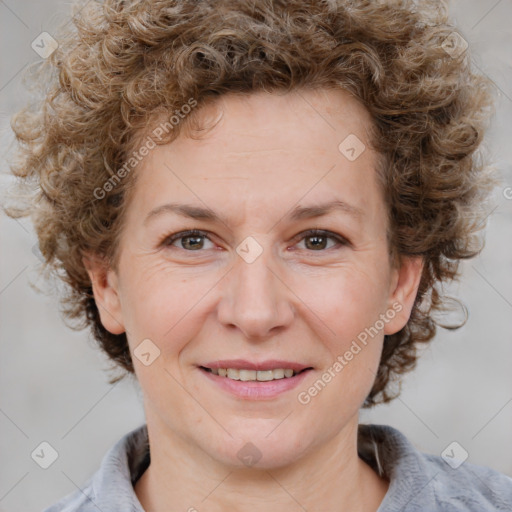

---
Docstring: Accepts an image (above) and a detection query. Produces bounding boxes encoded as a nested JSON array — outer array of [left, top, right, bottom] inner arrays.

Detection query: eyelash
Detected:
[[160, 228, 350, 253]]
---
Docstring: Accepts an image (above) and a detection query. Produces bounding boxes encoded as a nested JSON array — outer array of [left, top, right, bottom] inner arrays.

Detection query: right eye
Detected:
[[161, 229, 216, 251]]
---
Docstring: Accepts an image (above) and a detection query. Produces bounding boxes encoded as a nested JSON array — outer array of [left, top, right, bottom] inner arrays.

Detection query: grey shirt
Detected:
[[41, 423, 512, 511]]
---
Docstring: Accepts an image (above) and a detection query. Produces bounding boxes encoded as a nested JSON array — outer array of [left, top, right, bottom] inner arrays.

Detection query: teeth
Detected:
[[208, 368, 302, 381], [227, 368, 240, 380], [255, 369, 280, 381], [239, 369, 256, 381], [266, 369, 284, 380]]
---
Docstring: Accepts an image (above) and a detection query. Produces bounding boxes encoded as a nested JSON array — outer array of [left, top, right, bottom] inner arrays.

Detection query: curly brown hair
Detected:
[[4, 0, 497, 406]]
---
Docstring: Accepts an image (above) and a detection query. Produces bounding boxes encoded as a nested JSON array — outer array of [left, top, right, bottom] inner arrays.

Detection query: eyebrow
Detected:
[[144, 199, 363, 226]]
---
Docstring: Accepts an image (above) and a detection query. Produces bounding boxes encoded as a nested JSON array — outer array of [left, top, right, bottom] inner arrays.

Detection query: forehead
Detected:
[[192, 88, 374, 150], [127, 88, 384, 229]]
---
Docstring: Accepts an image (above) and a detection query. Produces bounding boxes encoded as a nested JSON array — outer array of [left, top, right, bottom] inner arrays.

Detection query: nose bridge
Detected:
[[217, 237, 293, 339]]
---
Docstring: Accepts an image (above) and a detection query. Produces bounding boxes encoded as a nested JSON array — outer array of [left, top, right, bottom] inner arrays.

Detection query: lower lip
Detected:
[[199, 367, 312, 400]]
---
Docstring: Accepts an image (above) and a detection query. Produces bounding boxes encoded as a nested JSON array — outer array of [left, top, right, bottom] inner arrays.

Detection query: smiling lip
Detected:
[[198, 359, 313, 400]]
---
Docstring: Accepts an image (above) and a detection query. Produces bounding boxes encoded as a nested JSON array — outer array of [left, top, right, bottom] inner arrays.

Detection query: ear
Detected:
[[82, 253, 125, 335], [384, 255, 424, 336]]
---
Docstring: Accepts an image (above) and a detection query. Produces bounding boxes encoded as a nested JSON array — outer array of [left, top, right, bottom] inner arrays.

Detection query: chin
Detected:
[[208, 430, 311, 470]]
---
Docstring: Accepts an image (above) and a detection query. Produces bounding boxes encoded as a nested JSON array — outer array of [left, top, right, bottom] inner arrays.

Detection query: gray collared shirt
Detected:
[[41, 423, 512, 511]]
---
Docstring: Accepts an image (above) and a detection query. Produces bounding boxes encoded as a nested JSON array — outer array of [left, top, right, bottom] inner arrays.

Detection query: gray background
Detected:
[[1, 1, 511, 511]]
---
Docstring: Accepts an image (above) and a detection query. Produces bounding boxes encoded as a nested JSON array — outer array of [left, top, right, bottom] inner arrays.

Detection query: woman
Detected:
[[5, 0, 512, 510]]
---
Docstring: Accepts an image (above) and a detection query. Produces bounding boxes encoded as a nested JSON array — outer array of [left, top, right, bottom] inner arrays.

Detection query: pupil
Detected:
[[183, 236, 203, 250], [306, 235, 326, 250]]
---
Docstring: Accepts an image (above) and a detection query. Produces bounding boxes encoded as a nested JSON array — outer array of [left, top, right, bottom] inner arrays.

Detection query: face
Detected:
[[86, 88, 422, 470]]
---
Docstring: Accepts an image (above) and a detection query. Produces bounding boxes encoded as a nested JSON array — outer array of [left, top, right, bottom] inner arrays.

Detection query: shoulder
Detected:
[[40, 484, 96, 512], [358, 423, 512, 511], [422, 450, 512, 510], [40, 424, 148, 512]]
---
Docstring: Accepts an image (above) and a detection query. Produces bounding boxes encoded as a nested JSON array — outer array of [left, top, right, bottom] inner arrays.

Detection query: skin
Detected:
[[85, 88, 423, 512]]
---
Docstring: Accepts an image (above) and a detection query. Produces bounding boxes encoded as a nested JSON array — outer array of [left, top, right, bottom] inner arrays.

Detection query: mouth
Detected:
[[198, 360, 314, 400]]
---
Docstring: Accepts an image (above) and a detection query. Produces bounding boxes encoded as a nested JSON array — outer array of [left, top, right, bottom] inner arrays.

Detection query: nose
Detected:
[[217, 245, 295, 341]]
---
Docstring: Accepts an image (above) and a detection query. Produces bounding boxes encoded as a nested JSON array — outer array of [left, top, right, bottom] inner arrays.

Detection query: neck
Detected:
[[135, 412, 389, 512]]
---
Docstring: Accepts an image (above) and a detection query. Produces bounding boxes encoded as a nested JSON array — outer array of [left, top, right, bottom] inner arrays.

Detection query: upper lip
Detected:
[[201, 359, 313, 372]]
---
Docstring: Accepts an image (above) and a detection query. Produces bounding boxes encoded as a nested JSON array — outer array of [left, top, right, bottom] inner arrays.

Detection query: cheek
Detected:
[[292, 262, 391, 337], [290, 264, 390, 393], [121, 244, 393, 363], [121, 263, 220, 357], [294, 276, 387, 423]]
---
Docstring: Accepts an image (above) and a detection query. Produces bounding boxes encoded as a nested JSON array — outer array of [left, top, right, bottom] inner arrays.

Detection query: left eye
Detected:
[[294, 229, 347, 251], [161, 229, 347, 252]]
